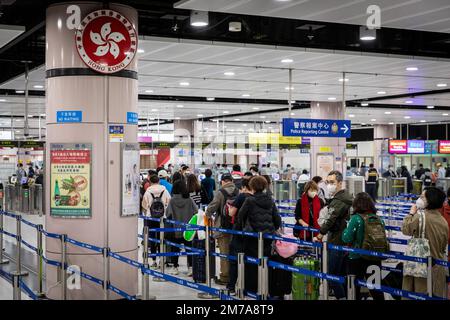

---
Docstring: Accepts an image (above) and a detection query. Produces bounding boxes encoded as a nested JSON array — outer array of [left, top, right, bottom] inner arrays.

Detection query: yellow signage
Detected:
[[319, 147, 332, 153], [249, 133, 301, 145]]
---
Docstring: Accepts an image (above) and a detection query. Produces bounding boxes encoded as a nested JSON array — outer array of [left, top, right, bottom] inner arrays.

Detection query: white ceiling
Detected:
[[0, 24, 25, 49], [175, 0, 450, 33], [1, 36, 450, 131]]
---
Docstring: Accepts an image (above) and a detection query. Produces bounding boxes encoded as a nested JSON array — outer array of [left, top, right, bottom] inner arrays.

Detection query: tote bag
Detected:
[[403, 211, 430, 278]]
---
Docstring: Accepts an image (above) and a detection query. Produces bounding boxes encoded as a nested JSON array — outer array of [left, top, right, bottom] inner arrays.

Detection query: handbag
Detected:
[[403, 210, 430, 278]]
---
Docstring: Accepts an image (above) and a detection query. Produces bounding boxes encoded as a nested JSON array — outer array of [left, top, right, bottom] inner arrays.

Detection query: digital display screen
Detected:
[[407, 140, 425, 154], [439, 140, 450, 154], [389, 140, 407, 154]]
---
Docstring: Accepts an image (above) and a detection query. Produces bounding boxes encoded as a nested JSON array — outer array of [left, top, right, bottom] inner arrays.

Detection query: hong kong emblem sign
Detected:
[[75, 9, 137, 74]]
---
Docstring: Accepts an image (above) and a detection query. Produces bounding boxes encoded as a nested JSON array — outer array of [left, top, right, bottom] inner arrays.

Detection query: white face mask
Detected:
[[308, 191, 318, 198], [416, 197, 427, 209], [327, 183, 337, 195]]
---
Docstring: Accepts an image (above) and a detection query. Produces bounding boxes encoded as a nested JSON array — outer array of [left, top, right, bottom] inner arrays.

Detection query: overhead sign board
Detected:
[[389, 140, 407, 154], [439, 140, 450, 154], [282, 118, 351, 138], [407, 140, 425, 154]]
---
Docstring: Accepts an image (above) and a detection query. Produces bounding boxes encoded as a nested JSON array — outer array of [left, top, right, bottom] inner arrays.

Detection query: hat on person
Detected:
[[221, 173, 233, 182], [158, 170, 169, 178]]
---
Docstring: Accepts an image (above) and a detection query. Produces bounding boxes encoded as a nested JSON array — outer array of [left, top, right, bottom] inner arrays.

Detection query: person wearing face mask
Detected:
[[402, 187, 448, 299], [382, 165, 397, 178], [293, 181, 325, 241], [313, 170, 353, 300]]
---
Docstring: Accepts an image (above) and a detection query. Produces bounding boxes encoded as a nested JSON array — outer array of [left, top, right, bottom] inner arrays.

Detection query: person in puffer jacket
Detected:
[[237, 176, 282, 293]]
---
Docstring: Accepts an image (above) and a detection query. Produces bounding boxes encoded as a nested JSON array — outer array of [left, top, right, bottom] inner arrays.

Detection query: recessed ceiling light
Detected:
[[39, 114, 46, 117], [137, 49, 145, 53], [252, 107, 260, 110], [349, 114, 355, 118], [281, 58, 293, 63], [151, 109, 158, 112], [265, 120, 271, 123], [15, 119, 21, 122], [384, 111, 391, 115], [176, 104, 184, 108], [405, 100, 414, 104], [223, 111, 229, 114], [224, 71, 235, 76], [15, 90, 24, 94], [437, 83, 447, 87], [328, 97, 337, 101], [175, 117, 181, 120], [197, 114, 203, 117], [360, 26, 376, 41], [260, 116, 266, 119], [361, 123, 367, 125], [33, 85, 44, 89], [27, 114, 34, 118], [15, 130, 20, 133], [406, 67, 418, 71], [290, 113, 295, 116], [361, 103, 369, 107], [190, 10, 209, 27], [234, 119, 240, 121], [285, 86, 294, 91], [290, 100, 296, 104], [0, 99, 6, 102], [404, 116, 411, 119], [377, 91, 386, 94], [443, 113, 449, 116], [179, 82, 190, 86], [206, 97, 215, 101], [242, 94, 250, 97], [243, 124, 247, 127], [427, 105, 435, 109], [145, 90, 154, 93], [420, 120, 426, 123], [339, 78, 349, 82], [370, 119, 377, 122], [388, 122, 395, 125]]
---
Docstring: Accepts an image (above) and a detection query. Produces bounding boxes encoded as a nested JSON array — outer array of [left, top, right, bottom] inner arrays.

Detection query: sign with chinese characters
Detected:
[[439, 140, 450, 154], [282, 118, 351, 138], [127, 112, 138, 125], [50, 143, 91, 218], [407, 140, 425, 154], [389, 140, 407, 154], [109, 125, 124, 142], [57, 111, 82, 123], [121, 143, 140, 217]]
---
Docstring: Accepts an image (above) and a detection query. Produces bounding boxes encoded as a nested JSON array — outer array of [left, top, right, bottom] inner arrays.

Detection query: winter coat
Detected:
[[141, 184, 171, 216], [205, 182, 238, 238], [166, 194, 198, 239], [237, 192, 282, 234]]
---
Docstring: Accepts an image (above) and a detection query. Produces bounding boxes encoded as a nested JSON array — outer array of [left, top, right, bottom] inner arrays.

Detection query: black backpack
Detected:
[[200, 185, 211, 205], [219, 188, 239, 229], [150, 191, 166, 218], [446, 167, 450, 178], [424, 174, 432, 187]]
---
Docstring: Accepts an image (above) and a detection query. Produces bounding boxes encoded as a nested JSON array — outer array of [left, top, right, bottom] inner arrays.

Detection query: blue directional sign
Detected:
[[282, 118, 351, 138], [127, 112, 138, 125], [56, 111, 82, 123]]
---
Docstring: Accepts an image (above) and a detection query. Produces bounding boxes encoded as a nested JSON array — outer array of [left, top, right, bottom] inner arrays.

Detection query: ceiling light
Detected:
[[384, 111, 391, 115], [328, 97, 337, 101], [243, 123, 247, 127], [206, 97, 215, 101], [405, 100, 414, 104], [349, 114, 355, 118], [224, 72, 235, 76], [190, 10, 209, 27], [15, 119, 21, 122], [437, 83, 448, 87], [370, 119, 377, 122], [360, 26, 376, 41], [339, 78, 349, 82], [229, 21, 242, 32], [388, 122, 394, 125], [151, 109, 158, 112], [27, 114, 34, 118], [145, 90, 154, 93], [260, 116, 266, 119], [281, 58, 293, 63], [33, 85, 44, 89], [197, 114, 204, 117], [15, 130, 20, 133], [265, 120, 271, 123], [361, 103, 369, 107], [290, 113, 295, 116], [176, 104, 184, 108], [39, 114, 46, 117], [406, 67, 418, 71], [242, 94, 250, 97], [427, 105, 435, 109], [137, 49, 145, 53], [15, 90, 24, 94], [377, 91, 386, 94], [223, 111, 229, 114], [290, 100, 296, 104], [175, 117, 181, 120], [420, 120, 426, 123], [234, 119, 240, 121], [285, 86, 294, 91], [252, 107, 260, 110], [404, 116, 411, 119], [443, 113, 449, 116], [361, 123, 367, 125], [0, 99, 6, 102], [179, 82, 190, 86]]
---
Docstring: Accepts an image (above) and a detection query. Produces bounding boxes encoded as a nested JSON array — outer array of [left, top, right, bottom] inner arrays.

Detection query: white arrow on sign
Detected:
[[340, 124, 349, 134]]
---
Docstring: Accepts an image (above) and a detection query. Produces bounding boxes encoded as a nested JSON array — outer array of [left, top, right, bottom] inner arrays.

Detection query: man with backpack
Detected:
[[205, 173, 239, 286], [231, 164, 244, 190], [141, 175, 171, 268], [313, 170, 353, 300]]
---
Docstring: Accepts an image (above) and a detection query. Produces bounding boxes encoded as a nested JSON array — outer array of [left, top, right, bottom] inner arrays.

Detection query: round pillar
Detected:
[[310, 102, 346, 178], [45, 3, 138, 299], [374, 124, 396, 172]]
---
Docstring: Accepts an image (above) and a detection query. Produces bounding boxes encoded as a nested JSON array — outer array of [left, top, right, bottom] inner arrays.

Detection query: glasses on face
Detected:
[[325, 180, 337, 185]]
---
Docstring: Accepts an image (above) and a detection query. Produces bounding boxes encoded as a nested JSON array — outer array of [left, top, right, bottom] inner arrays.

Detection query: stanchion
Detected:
[[35, 224, 45, 297], [322, 241, 328, 300], [12, 215, 28, 277], [141, 226, 156, 300], [12, 273, 21, 300], [427, 256, 433, 297], [257, 232, 263, 298], [198, 225, 217, 299], [102, 247, 110, 300], [347, 275, 356, 300], [388, 207, 393, 239], [60, 234, 67, 300], [260, 257, 269, 300], [0, 213, 9, 265], [236, 252, 245, 300], [153, 217, 166, 282]]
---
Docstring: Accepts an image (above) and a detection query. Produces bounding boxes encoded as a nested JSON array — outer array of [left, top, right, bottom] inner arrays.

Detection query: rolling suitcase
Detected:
[[192, 238, 216, 283], [269, 254, 293, 298], [292, 257, 320, 300]]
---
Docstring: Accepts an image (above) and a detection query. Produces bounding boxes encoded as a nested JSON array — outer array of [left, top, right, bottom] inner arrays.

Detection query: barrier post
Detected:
[[347, 275, 356, 300], [427, 256, 433, 297], [12, 273, 21, 300], [236, 252, 245, 300], [322, 241, 329, 300], [35, 224, 45, 297], [12, 215, 28, 277], [153, 217, 166, 282], [257, 232, 263, 297], [141, 225, 156, 300], [198, 225, 216, 299], [260, 257, 269, 300], [0, 212, 9, 265], [60, 234, 67, 300], [388, 207, 393, 239], [102, 247, 110, 300]]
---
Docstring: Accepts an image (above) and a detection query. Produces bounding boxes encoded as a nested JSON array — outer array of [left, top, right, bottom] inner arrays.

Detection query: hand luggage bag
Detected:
[[192, 238, 216, 283], [268, 254, 293, 298], [292, 257, 320, 300]]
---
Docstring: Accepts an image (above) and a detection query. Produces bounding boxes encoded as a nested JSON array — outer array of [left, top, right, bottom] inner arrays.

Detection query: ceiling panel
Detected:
[[0, 24, 25, 49], [175, 0, 450, 33]]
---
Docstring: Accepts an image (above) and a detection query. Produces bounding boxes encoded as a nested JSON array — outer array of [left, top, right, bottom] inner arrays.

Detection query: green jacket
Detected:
[[342, 213, 386, 259], [320, 190, 353, 245]]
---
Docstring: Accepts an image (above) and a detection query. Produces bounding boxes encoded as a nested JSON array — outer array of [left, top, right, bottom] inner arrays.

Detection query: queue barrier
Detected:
[[0, 210, 448, 301]]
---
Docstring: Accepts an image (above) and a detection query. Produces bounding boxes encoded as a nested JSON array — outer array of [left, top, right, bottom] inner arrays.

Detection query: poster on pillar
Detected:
[[121, 143, 140, 217], [317, 154, 334, 180], [50, 143, 92, 218]]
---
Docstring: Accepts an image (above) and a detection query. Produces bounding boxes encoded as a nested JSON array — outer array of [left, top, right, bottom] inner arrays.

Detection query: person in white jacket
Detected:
[[141, 175, 171, 267]]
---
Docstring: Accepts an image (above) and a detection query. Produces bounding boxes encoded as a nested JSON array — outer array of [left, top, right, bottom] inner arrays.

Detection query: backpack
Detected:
[[149, 190, 166, 218], [358, 214, 389, 261], [219, 188, 239, 229], [200, 185, 211, 205], [423, 174, 432, 187], [446, 167, 450, 178], [232, 174, 243, 190]]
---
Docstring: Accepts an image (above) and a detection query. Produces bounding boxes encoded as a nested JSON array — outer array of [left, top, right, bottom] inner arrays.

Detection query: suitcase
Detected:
[[292, 257, 320, 300], [269, 254, 293, 298], [192, 238, 216, 283]]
